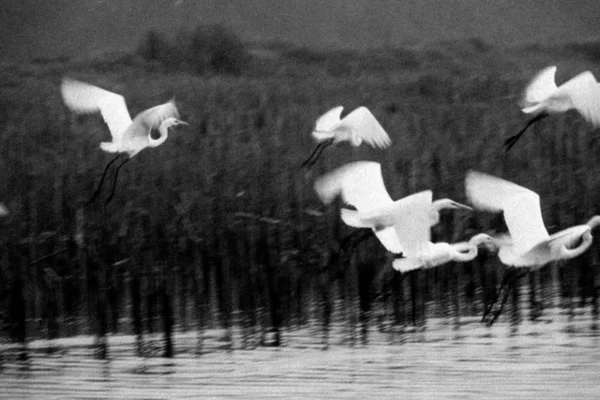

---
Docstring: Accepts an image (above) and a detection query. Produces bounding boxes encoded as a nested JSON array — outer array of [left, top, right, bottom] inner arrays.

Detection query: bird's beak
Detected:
[[174, 121, 189, 130], [469, 234, 496, 251], [450, 201, 473, 211]]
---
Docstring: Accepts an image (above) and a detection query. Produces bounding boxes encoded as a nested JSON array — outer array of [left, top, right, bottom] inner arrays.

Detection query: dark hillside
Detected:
[[2, 0, 600, 61]]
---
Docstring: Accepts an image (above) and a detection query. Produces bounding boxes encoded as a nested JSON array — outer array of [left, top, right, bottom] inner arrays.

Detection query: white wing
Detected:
[[340, 206, 405, 253], [553, 71, 600, 127], [465, 171, 549, 254], [128, 100, 181, 138], [522, 66, 558, 107], [314, 106, 343, 132], [338, 107, 391, 149], [339, 191, 432, 255], [313, 161, 393, 212], [61, 79, 132, 142], [374, 227, 404, 254], [392, 190, 433, 258]]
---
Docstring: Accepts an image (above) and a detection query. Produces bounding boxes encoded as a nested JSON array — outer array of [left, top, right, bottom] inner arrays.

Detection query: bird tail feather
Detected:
[[100, 142, 120, 153], [392, 257, 423, 274], [521, 104, 545, 114], [312, 130, 335, 141], [340, 208, 371, 228]]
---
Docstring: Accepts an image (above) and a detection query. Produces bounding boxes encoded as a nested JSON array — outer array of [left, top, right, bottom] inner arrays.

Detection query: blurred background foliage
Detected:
[[138, 25, 249, 75]]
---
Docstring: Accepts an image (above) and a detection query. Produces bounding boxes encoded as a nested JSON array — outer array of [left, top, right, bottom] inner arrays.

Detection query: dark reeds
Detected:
[[0, 39, 599, 353]]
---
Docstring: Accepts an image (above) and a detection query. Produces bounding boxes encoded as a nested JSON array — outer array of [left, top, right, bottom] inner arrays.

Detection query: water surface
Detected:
[[2, 305, 599, 399]]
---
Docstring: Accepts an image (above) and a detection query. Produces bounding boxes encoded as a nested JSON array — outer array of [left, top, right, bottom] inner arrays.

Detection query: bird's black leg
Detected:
[[488, 270, 531, 326], [504, 113, 549, 152], [301, 139, 334, 169], [321, 229, 374, 284], [88, 154, 122, 204], [308, 142, 329, 167], [104, 157, 129, 205], [301, 143, 325, 169], [483, 268, 530, 326], [309, 139, 335, 167], [482, 268, 516, 323], [484, 279, 514, 327], [340, 229, 373, 253], [370, 253, 406, 304]]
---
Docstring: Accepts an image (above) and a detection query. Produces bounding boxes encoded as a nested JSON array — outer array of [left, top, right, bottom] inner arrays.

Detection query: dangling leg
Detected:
[[504, 113, 548, 152], [104, 157, 130, 205], [484, 278, 515, 326], [483, 268, 530, 326], [328, 229, 374, 282], [371, 253, 406, 303], [482, 268, 516, 323], [88, 154, 122, 204], [340, 229, 373, 254], [301, 142, 325, 168], [301, 139, 334, 168], [308, 140, 333, 168], [320, 229, 373, 292]]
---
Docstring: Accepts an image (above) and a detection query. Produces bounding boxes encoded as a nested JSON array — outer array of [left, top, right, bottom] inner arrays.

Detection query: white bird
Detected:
[[391, 241, 478, 274], [505, 66, 600, 151], [313, 161, 476, 272], [61, 78, 188, 204], [301, 106, 391, 168], [466, 171, 599, 266], [466, 170, 600, 324]]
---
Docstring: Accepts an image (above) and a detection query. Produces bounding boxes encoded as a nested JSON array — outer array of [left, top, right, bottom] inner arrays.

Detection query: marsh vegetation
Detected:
[[1, 30, 600, 358]]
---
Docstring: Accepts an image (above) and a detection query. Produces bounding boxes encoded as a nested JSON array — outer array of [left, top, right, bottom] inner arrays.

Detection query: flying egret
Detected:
[[504, 66, 600, 151], [61, 78, 188, 205], [301, 106, 391, 168], [466, 170, 600, 325], [391, 241, 478, 274], [313, 161, 476, 271]]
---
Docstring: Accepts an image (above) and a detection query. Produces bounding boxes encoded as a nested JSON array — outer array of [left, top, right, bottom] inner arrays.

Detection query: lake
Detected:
[[1, 299, 599, 399]]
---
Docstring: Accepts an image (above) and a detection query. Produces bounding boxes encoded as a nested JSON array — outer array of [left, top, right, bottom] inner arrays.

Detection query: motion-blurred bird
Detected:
[[466, 170, 600, 324], [314, 161, 476, 271], [61, 78, 188, 205], [504, 66, 600, 151], [301, 106, 391, 168], [391, 241, 478, 274]]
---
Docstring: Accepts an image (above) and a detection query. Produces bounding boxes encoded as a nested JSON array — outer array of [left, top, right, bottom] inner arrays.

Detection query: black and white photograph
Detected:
[[1, 1, 600, 398]]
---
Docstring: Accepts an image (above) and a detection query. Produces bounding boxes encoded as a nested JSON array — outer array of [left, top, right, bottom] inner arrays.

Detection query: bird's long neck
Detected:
[[350, 129, 362, 146], [468, 234, 487, 246], [148, 122, 170, 148], [429, 199, 451, 225], [469, 233, 499, 251], [431, 199, 457, 213], [429, 210, 440, 225], [559, 231, 593, 260], [586, 215, 600, 230], [450, 242, 478, 262]]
